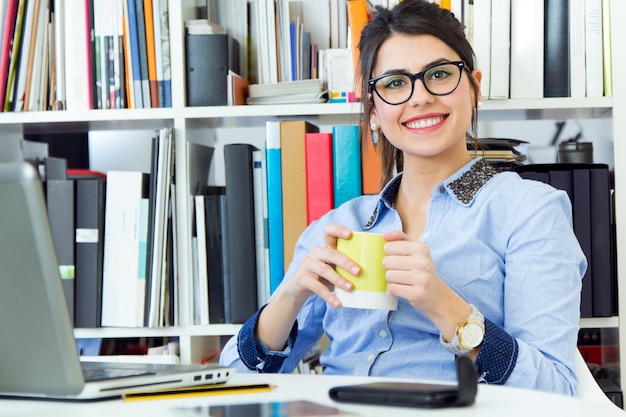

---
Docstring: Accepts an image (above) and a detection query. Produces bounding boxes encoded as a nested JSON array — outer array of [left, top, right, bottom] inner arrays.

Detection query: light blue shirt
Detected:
[[220, 159, 586, 395]]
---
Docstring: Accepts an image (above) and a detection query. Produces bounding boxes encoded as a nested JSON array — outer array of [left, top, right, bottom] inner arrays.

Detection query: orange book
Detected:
[[280, 120, 319, 271], [346, 0, 368, 97], [440, 0, 451, 10], [143, 0, 158, 107], [361, 130, 382, 195]]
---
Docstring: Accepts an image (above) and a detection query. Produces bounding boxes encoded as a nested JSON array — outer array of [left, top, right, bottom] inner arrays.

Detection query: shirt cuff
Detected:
[[237, 305, 298, 373], [474, 318, 519, 385]]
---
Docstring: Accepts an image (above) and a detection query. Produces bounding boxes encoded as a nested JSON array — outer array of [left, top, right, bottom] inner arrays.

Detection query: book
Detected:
[[584, 0, 603, 97], [157, 0, 172, 107], [12, 0, 37, 112], [488, 0, 510, 99], [471, 0, 491, 100], [73, 175, 106, 329], [193, 195, 210, 325], [146, 127, 174, 327], [45, 178, 76, 326], [305, 132, 334, 224], [509, 0, 544, 99], [223, 143, 259, 323], [544, 0, 570, 97], [332, 125, 362, 208], [3, 0, 26, 111], [0, 0, 20, 110], [134, 0, 151, 108], [101, 170, 150, 327], [569, 0, 586, 98], [125, 0, 143, 108], [571, 169, 593, 319], [601, 0, 612, 96], [205, 190, 228, 324], [280, 120, 319, 272], [143, 0, 158, 107], [361, 130, 382, 195], [63, 0, 91, 110], [252, 149, 270, 306], [589, 166, 615, 316], [346, 0, 368, 96], [266, 121, 285, 294], [185, 33, 239, 106]]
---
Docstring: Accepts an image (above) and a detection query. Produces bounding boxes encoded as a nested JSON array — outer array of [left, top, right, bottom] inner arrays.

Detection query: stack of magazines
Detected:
[[469, 138, 528, 171], [246, 79, 328, 105]]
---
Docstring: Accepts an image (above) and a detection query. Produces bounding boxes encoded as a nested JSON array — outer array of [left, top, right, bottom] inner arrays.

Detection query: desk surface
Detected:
[[1, 373, 624, 417]]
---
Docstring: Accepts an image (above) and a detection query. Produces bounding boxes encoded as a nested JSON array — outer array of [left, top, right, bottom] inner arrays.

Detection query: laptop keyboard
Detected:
[[82, 367, 156, 382]]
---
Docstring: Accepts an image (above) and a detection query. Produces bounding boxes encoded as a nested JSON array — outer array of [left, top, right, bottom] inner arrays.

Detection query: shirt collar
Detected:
[[364, 158, 497, 228]]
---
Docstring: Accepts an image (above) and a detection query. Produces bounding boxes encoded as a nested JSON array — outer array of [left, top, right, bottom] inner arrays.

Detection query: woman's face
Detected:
[[370, 33, 479, 162]]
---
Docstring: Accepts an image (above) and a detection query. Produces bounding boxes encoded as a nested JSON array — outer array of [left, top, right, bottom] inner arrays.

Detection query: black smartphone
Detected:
[[329, 355, 478, 409], [329, 381, 460, 408]]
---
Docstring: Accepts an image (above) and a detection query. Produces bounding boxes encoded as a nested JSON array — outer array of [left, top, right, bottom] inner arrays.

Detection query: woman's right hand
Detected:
[[278, 224, 360, 309]]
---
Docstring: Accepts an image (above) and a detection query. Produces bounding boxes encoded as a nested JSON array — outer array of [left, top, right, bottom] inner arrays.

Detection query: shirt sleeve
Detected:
[[236, 305, 299, 373], [475, 318, 519, 384]]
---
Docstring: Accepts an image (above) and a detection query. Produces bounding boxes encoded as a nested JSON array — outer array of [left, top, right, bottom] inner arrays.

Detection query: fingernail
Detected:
[[344, 281, 352, 290], [351, 266, 360, 275]]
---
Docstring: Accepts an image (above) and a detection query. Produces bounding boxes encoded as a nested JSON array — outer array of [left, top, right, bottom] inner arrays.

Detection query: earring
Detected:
[[477, 101, 483, 109], [370, 122, 379, 144]]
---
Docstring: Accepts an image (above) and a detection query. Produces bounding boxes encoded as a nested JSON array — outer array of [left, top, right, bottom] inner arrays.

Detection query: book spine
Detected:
[[46, 179, 76, 326], [488, 0, 510, 99], [569, 0, 586, 98], [544, 0, 570, 97], [143, 0, 158, 107], [252, 149, 270, 306], [134, 0, 151, 107], [205, 192, 226, 324], [194, 195, 210, 325], [332, 124, 362, 207], [305, 132, 334, 224], [584, 0, 603, 97], [74, 177, 106, 329], [571, 169, 593, 318], [223, 143, 259, 323], [510, 0, 544, 98], [361, 130, 382, 195], [280, 120, 319, 273], [472, 0, 491, 99], [266, 121, 285, 294], [101, 171, 148, 327]]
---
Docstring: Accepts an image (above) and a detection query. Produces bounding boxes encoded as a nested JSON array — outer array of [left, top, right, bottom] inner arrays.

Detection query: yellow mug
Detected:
[[335, 232, 398, 310]]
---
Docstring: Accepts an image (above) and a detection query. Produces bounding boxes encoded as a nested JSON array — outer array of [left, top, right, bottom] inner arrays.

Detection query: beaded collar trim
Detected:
[[447, 158, 497, 204]]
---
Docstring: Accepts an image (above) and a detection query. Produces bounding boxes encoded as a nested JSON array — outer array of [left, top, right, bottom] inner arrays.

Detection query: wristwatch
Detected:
[[440, 304, 485, 355]]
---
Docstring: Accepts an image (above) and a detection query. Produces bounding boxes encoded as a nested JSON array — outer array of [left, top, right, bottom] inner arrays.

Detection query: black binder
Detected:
[[185, 34, 240, 106]]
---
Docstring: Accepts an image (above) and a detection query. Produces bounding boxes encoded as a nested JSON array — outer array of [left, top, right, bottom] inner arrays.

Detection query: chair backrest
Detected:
[[574, 349, 614, 406]]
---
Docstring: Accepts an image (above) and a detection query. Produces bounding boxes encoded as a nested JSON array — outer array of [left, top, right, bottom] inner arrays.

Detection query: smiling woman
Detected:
[[219, 0, 587, 397]]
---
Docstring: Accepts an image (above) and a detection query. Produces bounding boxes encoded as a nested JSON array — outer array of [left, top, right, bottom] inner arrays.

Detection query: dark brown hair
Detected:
[[358, 0, 481, 189]]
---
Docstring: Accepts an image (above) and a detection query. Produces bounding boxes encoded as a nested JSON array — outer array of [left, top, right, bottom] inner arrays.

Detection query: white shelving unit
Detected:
[[0, 0, 624, 377]]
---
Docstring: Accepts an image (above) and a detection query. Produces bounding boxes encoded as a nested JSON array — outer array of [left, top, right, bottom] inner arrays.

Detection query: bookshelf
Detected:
[[0, 0, 624, 382]]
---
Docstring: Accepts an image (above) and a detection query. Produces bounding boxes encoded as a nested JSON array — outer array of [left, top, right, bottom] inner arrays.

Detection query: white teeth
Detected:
[[405, 117, 443, 129]]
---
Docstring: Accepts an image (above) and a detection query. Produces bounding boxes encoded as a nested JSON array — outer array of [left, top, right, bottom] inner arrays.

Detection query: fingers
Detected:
[[323, 224, 352, 248]]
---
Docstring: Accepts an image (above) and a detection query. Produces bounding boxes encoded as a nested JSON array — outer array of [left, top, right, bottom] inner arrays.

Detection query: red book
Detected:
[[305, 132, 334, 224], [0, 0, 19, 110]]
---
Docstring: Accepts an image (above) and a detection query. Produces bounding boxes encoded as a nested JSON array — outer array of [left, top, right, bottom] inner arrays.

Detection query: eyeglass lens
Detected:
[[373, 63, 463, 104]]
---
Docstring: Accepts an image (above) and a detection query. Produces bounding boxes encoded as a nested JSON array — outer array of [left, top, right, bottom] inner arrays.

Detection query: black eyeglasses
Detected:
[[368, 61, 466, 105]]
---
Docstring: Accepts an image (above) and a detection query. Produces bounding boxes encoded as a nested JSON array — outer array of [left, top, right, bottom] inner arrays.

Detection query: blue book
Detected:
[[266, 121, 285, 294], [126, 0, 143, 108], [332, 125, 362, 207]]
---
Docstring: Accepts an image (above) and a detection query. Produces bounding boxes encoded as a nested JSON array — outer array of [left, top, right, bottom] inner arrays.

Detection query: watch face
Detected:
[[460, 321, 484, 349]]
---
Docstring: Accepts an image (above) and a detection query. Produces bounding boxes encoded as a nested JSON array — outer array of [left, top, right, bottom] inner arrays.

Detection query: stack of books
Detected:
[[469, 138, 528, 171], [246, 79, 327, 105]]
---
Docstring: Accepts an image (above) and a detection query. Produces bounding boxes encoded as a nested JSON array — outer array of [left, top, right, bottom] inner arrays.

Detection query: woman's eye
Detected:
[[382, 76, 408, 89], [429, 69, 452, 81]]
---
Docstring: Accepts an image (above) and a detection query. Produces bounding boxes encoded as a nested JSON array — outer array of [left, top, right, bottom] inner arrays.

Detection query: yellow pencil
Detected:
[[122, 383, 276, 402]]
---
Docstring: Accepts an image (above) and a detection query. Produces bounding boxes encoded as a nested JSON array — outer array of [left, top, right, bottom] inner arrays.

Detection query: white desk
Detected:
[[1, 373, 624, 417]]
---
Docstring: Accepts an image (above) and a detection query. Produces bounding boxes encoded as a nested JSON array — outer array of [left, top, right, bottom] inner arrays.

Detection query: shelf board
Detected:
[[580, 316, 619, 329], [74, 324, 242, 339], [0, 97, 612, 131]]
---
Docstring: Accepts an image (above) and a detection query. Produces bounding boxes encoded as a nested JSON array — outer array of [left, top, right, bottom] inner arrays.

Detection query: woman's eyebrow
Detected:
[[375, 58, 456, 76]]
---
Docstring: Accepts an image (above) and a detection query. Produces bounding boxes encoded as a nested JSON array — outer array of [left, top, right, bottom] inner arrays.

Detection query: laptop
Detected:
[[0, 162, 234, 400]]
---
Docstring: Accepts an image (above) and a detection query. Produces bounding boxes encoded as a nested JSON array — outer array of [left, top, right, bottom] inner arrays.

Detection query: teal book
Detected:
[[332, 125, 362, 207], [266, 121, 284, 294]]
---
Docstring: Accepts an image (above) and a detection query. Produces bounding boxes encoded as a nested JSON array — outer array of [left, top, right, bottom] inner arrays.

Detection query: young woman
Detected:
[[220, 0, 586, 395]]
